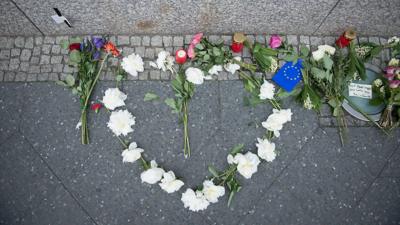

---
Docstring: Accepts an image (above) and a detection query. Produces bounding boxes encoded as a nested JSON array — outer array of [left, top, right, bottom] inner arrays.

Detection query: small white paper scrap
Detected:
[[51, 15, 67, 24], [348, 83, 372, 99]]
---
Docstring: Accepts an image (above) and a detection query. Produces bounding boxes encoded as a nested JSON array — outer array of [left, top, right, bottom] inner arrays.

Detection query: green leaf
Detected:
[[208, 166, 219, 177], [394, 93, 400, 101], [203, 54, 210, 61], [213, 47, 221, 56], [230, 143, 244, 155], [60, 40, 69, 50], [143, 92, 159, 102], [228, 191, 236, 207], [322, 55, 333, 70], [300, 45, 310, 57], [195, 43, 204, 50], [328, 99, 337, 108], [116, 75, 124, 82], [69, 37, 82, 43], [164, 98, 178, 112], [64, 75, 75, 87], [311, 67, 327, 80], [55, 80, 67, 86], [276, 87, 302, 100], [69, 50, 81, 63]]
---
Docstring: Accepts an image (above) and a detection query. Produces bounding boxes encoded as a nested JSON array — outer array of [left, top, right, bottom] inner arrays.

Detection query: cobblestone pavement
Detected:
[[0, 35, 399, 225]]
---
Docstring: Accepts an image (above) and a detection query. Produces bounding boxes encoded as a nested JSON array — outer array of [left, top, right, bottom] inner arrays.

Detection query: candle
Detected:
[[231, 32, 246, 53], [175, 49, 187, 64], [336, 29, 356, 48]]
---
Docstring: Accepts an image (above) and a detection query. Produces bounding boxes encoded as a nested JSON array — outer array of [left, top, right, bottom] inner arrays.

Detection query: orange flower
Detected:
[[103, 42, 120, 57]]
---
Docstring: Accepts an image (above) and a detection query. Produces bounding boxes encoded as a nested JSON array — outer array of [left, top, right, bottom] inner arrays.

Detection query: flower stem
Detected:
[[80, 53, 110, 144], [183, 99, 191, 158]]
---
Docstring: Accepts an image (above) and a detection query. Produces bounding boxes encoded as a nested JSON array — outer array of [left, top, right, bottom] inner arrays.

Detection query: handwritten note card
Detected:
[[348, 83, 372, 99]]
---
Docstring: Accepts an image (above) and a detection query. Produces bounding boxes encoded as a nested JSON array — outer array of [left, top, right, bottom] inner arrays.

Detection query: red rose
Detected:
[[90, 103, 102, 113], [231, 42, 244, 53], [69, 43, 81, 51], [335, 35, 351, 48]]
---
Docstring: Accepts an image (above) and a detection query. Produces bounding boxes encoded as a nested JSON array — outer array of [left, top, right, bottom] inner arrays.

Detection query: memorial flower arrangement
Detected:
[[58, 37, 119, 144], [57, 30, 397, 212], [370, 37, 400, 129]]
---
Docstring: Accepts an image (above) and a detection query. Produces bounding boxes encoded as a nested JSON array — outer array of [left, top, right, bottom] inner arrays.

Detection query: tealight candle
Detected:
[[231, 32, 246, 53], [175, 49, 187, 64]]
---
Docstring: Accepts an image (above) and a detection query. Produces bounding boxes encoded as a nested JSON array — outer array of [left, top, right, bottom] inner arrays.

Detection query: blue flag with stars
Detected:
[[272, 60, 303, 92]]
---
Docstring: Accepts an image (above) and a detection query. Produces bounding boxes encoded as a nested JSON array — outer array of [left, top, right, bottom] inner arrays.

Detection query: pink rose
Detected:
[[269, 35, 282, 49], [385, 66, 395, 74], [389, 80, 400, 88], [187, 33, 203, 59], [384, 73, 395, 81]]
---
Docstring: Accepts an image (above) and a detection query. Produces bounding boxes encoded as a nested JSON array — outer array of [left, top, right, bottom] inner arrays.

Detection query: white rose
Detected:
[[227, 154, 236, 164], [208, 65, 223, 76], [185, 67, 205, 85], [261, 113, 284, 137], [121, 142, 143, 163], [202, 180, 225, 203], [159, 171, 184, 193], [181, 188, 210, 212], [140, 160, 165, 184], [256, 138, 276, 162], [312, 49, 325, 61], [388, 58, 399, 67], [102, 88, 127, 110], [318, 45, 336, 55], [275, 108, 293, 123], [152, 51, 175, 72], [259, 80, 275, 100], [107, 110, 136, 136], [388, 36, 399, 44], [234, 152, 260, 179], [224, 57, 241, 74], [121, 53, 144, 77]]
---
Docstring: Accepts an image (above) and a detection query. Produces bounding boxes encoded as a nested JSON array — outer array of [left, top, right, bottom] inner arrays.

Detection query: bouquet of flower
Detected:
[[58, 37, 120, 144], [370, 37, 400, 129]]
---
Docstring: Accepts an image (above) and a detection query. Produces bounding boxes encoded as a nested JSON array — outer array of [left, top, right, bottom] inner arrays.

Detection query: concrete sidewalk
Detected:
[[0, 81, 399, 225]]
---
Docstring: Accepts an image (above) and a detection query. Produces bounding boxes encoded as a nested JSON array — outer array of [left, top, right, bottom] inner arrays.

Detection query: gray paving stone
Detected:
[[162, 36, 172, 47], [286, 35, 298, 45], [9, 58, 19, 71], [144, 48, 155, 59], [14, 37, 24, 48], [41, 65, 52, 73], [37, 73, 49, 81], [310, 36, 323, 46], [35, 36, 43, 45], [3, 71, 15, 82], [51, 45, 61, 54], [11, 48, 20, 57], [0, 71, 3, 81], [117, 35, 130, 45], [19, 62, 29, 72], [14, 72, 26, 81], [55, 36, 69, 44], [135, 46, 145, 57], [43, 36, 55, 44], [42, 44, 51, 54], [40, 55, 50, 64], [32, 46, 41, 56], [52, 63, 64, 73], [28, 65, 40, 74], [142, 36, 150, 46], [24, 37, 34, 49], [20, 49, 31, 61], [130, 36, 141, 46], [149, 70, 160, 80], [26, 73, 37, 81], [51, 55, 63, 64], [173, 36, 184, 47], [299, 35, 310, 45], [0, 49, 10, 60], [0, 60, 8, 71], [30, 56, 39, 64], [151, 35, 162, 47]]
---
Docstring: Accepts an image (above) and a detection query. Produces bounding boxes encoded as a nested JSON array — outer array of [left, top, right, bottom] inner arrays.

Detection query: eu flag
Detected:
[[272, 60, 303, 92]]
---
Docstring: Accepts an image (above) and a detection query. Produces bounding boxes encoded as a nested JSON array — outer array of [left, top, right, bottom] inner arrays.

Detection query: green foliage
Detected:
[[230, 143, 244, 155], [144, 92, 160, 102], [193, 38, 232, 72]]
